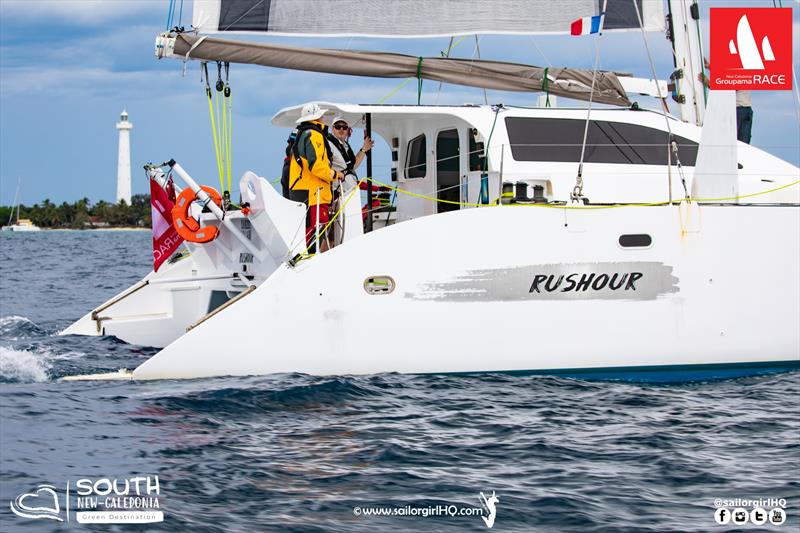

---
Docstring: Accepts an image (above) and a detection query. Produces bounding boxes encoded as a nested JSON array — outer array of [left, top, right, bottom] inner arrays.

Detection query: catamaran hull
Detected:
[[131, 204, 800, 382]]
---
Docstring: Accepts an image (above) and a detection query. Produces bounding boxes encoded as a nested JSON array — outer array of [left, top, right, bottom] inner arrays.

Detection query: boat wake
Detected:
[[0, 314, 157, 383]]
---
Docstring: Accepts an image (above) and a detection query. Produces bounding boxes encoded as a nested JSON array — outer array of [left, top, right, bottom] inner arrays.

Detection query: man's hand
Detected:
[[361, 137, 375, 153]]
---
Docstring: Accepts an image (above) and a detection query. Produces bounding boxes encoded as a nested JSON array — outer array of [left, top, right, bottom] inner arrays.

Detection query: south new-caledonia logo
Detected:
[[709, 8, 793, 90]]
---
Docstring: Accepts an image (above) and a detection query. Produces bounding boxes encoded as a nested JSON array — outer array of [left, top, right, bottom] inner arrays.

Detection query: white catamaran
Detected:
[[62, 0, 799, 382]]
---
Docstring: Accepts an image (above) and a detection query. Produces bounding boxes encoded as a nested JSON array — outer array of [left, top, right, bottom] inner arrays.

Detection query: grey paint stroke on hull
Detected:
[[405, 262, 679, 302]]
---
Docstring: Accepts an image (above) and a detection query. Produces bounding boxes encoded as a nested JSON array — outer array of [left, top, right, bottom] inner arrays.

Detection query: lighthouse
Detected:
[[116, 109, 133, 204]]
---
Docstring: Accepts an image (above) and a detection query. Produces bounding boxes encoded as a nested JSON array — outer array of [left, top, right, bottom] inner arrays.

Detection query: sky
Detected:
[[0, 0, 798, 206]]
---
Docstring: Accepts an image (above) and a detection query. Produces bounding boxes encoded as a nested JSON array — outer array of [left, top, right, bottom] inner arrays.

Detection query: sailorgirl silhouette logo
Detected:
[[709, 8, 792, 90]]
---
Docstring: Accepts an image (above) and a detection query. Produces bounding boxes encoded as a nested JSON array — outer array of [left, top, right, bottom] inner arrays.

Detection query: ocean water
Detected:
[[0, 231, 798, 532]]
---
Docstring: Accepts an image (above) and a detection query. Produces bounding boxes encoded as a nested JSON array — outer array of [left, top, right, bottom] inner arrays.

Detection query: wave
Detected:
[[0, 346, 50, 383], [149, 376, 381, 416], [0, 315, 47, 340]]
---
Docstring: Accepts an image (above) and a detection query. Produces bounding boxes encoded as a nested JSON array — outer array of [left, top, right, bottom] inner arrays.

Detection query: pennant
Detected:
[[570, 15, 602, 36], [150, 178, 184, 272]]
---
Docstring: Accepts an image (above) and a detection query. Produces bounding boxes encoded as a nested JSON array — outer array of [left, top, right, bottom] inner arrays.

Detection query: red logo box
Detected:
[[709, 8, 792, 90]]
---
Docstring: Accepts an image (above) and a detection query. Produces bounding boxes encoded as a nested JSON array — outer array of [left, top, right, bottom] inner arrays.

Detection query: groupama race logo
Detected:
[[709, 8, 793, 90]]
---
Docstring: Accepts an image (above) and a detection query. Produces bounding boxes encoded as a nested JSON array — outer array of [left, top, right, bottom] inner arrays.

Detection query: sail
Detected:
[[169, 34, 632, 106], [691, 90, 738, 202], [191, 0, 665, 37]]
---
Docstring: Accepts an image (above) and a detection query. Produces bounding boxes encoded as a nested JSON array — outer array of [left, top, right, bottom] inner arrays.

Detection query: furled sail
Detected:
[[192, 0, 664, 37], [168, 34, 632, 106]]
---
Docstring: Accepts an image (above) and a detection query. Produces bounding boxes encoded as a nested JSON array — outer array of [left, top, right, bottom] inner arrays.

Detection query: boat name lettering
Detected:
[[529, 272, 644, 294]]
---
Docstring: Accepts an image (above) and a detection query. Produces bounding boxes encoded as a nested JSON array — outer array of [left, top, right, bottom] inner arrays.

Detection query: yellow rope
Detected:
[[296, 180, 365, 259], [206, 90, 224, 191], [226, 90, 233, 192], [290, 177, 799, 264], [363, 177, 800, 210]]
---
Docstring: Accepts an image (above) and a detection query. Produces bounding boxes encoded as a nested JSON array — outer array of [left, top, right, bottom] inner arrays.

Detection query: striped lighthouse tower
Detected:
[[116, 109, 133, 204]]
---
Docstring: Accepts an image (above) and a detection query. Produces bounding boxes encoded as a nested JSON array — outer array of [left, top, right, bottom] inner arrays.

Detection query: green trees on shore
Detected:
[[0, 194, 152, 228]]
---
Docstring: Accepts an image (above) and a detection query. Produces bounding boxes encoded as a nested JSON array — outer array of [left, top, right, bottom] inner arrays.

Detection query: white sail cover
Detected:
[[192, 0, 665, 37], [169, 34, 632, 106]]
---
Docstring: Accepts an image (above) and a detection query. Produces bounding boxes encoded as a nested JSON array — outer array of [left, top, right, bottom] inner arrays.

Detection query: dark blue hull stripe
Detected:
[[448, 360, 800, 383]]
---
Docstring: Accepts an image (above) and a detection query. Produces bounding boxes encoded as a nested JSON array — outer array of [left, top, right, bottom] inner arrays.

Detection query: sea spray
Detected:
[[0, 345, 50, 382]]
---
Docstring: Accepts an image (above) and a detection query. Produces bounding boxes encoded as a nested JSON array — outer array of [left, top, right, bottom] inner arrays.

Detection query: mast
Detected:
[[667, 0, 707, 126], [8, 177, 21, 225], [365, 113, 373, 233]]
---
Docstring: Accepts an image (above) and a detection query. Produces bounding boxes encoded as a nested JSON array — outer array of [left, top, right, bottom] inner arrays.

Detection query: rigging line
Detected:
[[202, 63, 224, 189], [632, 0, 687, 199], [178, 0, 184, 28], [529, 36, 552, 68], [221, 0, 265, 32], [227, 85, 233, 193], [791, 64, 800, 126], [215, 90, 225, 191], [690, 1, 708, 106], [166, 0, 175, 31], [379, 35, 468, 104], [416, 57, 424, 105], [680, 0, 704, 113], [221, 86, 229, 192], [474, 35, 489, 105], [296, 178, 364, 259], [365, 176, 799, 210], [378, 78, 412, 104], [573, 1, 606, 203], [435, 36, 455, 105]]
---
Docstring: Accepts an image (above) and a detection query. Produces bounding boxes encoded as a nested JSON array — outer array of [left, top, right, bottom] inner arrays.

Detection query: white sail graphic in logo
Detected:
[[728, 15, 775, 70]]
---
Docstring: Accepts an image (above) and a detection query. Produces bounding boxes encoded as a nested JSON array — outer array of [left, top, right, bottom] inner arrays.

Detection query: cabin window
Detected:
[[469, 129, 484, 171], [505, 117, 698, 166], [405, 134, 427, 179], [436, 129, 460, 213]]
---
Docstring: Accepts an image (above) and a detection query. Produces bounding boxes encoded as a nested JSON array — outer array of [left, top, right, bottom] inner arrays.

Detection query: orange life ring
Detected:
[[171, 186, 222, 243]]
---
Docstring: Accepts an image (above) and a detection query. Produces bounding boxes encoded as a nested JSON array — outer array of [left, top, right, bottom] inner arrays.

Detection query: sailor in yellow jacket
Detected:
[[288, 103, 344, 252]]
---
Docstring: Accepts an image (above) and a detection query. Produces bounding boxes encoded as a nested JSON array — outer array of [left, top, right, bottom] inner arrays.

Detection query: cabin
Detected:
[[273, 102, 799, 232]]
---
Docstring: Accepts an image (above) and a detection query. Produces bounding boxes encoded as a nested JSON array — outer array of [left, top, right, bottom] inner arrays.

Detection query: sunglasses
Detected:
[[333, 123, 349, 130]]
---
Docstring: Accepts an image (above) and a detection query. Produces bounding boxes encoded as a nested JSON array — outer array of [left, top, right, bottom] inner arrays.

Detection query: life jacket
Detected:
[[327, 133, 357, 176]]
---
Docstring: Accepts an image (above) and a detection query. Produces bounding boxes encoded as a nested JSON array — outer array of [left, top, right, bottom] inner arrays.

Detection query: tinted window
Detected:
[[436, 129, 460, 213], [405, 134, 427, 179], [505, 117, 698, 166]]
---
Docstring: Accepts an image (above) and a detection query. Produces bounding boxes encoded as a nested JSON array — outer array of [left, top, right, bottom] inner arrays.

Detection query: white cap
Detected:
[[296, 102, 327, 124], [331, 115, 348, 126]]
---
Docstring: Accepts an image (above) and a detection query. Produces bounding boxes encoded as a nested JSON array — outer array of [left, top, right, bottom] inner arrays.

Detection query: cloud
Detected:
[[0, 0, 156, 25]]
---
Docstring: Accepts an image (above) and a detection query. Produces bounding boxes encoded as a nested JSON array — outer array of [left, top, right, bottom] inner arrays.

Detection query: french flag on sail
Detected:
[[570, 15, 602, 36]]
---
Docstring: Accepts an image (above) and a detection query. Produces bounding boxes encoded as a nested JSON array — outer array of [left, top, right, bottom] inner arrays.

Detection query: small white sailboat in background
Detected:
[[2, 178, 41, 232]]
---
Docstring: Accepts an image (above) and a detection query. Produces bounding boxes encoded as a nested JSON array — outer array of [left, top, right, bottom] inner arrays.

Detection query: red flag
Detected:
[[150, 179, 184, 272]]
